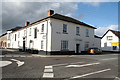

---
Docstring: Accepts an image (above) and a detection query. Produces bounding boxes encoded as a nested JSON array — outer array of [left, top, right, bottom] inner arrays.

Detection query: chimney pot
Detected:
[[48, 10, 54, 16], [25, 21, 30, 26]]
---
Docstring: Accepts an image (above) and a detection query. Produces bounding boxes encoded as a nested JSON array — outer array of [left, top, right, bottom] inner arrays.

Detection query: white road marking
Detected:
[[0, 55, 3, 57], [6, 55, 12, 57], [50, 62, 84, 67], [11, 59, 19, 62], [43, 66, 54, 78], [44, 69, 53, 72], [70, 68, 111, 79], [0, 61, 12, 67], [45, 66, 53, 69], [16, 61, 24, 67], [11, 59, 24, 67], [101, 58, 117, 61], [43, 73, 54, 78], [66, 62, 100, 68]]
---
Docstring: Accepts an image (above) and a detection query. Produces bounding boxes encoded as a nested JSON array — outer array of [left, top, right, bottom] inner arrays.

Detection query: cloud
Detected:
[[83, 2, 100, 7], [2, 0, 120, 2], [2, 2, 78, 34], [95, 25, 118, 37]]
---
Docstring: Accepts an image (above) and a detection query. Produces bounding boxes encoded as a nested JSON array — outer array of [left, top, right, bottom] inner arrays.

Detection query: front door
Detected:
[[23, 41, 25, 51], [76, 44, 80, 53]]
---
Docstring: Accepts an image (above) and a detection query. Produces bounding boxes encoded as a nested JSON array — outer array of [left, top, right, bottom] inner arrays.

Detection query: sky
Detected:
[[1, 1, 119, 37]]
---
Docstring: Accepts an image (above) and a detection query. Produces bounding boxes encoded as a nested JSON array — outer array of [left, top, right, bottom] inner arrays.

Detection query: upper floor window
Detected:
[[34, 28, 37, 38], [76, 27, 80, 35], [41, 24, 44, 32], [63, 24, 67, 33], [61, 40, 68, 50], [86, 29, 89, 37], [107, 36, 112, 40], [24, 30, 26, 36], [18, 32, 20, 38], [29, 28, 31, 36], [15, 34, 16, 41], [8, 33, 10, 40]]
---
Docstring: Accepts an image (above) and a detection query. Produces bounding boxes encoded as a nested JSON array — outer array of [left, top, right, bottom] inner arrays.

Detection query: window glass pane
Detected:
[[63, 24, 67, 33], [41, 24, 44, 32], [61, 40, 68, 50], [41, 41, 43, 49], [34, 28, 37, 38], [86, 29, 89, 37], [29, 28, 31, 36], [76, 27, 79, 34], [107, 36, 112, 40]]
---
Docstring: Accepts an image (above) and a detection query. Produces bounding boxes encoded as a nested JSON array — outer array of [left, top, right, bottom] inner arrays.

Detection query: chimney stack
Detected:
[[25, 21, 30, 26], [47, 10, 54, 16]]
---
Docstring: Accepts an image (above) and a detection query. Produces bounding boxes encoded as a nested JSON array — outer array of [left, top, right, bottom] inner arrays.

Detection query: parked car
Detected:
[[87, 47, 102, 54]]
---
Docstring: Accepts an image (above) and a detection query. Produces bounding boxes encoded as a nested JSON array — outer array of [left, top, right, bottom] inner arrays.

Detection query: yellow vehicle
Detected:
[[87, 48, 102, 54]]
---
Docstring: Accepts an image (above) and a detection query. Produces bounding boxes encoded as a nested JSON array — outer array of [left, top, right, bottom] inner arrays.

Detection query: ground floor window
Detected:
[[8, 43, 10, 47], [113, 46, 117, 50], [85, 42, 89, 50], [5, 42, 6, 47], [41, 41, 44, 49], [61, 40, 68, 50]]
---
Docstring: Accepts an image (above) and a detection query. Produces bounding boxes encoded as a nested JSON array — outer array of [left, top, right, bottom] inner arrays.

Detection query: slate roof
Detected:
[[7, 26, 23, 33], [29, 13, 96, 29], [94, 35, 102, 39], [0, 33, 7, 37], [110, 29, 120, 38]]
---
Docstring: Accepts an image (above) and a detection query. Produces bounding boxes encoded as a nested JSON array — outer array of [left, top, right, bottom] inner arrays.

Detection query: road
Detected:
[[0, 49, 119, 80]]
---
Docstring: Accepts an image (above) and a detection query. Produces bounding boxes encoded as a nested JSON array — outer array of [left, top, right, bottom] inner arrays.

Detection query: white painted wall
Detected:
[[50, 19, 95, 53], [94, 37, 101, 49], [7, 18, 100, 54], [101, 31, 119, 51]]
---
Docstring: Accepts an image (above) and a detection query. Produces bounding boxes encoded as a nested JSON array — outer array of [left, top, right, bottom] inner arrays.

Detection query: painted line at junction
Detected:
[[66, 62, 100, 68], [50, 62, 84, 67], [69, 68, 111, 79], [101, 58, 117, 61]]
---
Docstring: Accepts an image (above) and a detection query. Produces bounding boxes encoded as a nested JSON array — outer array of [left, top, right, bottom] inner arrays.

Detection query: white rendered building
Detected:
[[101, 29, 120, 52], [6, 10, 100, 55]]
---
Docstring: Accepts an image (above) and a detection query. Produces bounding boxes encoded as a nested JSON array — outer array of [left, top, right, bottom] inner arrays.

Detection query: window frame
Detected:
[[15, 34, 16, 41], [29, 28, 31, 36], [86, 29, 89, 37], [85, 42, 89, 50], [41, 24, 44, 33], [76, 27, 80, 35], [41, 40, 44, 49], [61, 40, 68, 50], [107, 36, 113, 40], [63, 24, 67, 34], [34, 28, 37, 38]]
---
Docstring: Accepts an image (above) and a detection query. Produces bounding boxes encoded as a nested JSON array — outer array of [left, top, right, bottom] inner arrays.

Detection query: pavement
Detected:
[[0, 49, 120, 80]]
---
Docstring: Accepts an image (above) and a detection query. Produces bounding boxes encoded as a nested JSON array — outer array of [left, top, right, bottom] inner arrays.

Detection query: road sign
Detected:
[[111, 42, 119, 46]]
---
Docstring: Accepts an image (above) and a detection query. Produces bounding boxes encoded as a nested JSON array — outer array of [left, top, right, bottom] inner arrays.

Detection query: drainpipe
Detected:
[[46, 20, 48, 55]]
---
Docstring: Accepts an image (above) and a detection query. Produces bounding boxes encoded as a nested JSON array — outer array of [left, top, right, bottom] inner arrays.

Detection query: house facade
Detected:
[[101, 29, 120, 52], [0, 33, 7, 48], [5, 10, 100, 54]]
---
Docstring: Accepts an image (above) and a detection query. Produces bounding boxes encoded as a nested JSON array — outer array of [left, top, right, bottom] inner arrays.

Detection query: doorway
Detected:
[[23, 41, 25, 51], [76, 44, 80, 53]]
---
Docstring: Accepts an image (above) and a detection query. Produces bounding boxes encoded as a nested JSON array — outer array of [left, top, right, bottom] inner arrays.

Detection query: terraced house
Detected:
[[5, 10, 100, 55]]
